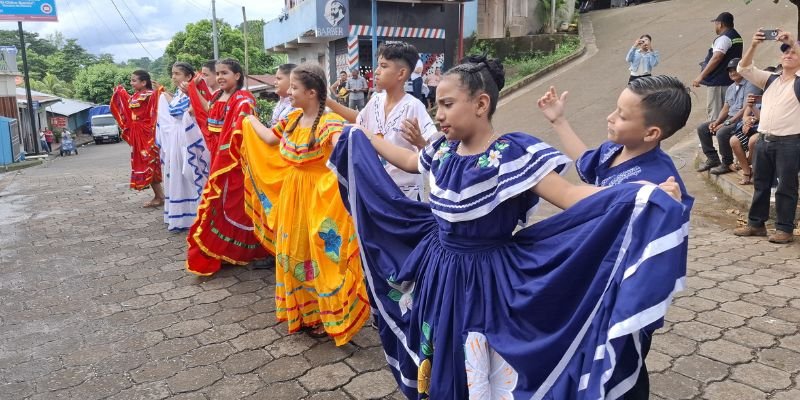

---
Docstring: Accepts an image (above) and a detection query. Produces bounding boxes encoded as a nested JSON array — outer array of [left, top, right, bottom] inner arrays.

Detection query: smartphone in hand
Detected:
[[759, 29, 780, 40]]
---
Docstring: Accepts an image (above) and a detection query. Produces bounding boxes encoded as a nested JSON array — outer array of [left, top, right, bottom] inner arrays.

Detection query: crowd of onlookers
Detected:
[[688, 12, 800, 244], [328, 64, 443, 111]]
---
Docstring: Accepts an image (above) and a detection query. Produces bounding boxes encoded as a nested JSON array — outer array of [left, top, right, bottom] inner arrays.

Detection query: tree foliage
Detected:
[[73, 63, 134, 104], [164, 19, 280, 76], [31, 73, 73, 98]]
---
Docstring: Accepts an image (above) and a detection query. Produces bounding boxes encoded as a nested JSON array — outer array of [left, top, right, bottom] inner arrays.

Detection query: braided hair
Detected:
[[172, 62, 195, 80], [132, 69, 153, 90], [444, 55, 505, 120], [283, 63, 327, 147]]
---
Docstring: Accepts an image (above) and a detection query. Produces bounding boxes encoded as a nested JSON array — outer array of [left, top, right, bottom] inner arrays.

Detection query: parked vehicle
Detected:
[[90, 112, 121, 144]]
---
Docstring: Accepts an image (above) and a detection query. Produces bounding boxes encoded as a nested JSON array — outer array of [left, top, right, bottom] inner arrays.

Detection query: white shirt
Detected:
[[712, 35, 732, 54], [269, 97, 294, 128], [411, 59, 424, 80], [356, 92, 439, 197]]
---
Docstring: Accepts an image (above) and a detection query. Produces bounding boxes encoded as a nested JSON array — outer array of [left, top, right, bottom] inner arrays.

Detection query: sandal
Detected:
[[738, 172, 752, 185], [306, 325, 328, 338]]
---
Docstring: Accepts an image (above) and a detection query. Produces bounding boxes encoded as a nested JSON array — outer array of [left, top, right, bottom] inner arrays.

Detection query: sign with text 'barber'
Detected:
[[0, 0, 58, 22], [316, 0, 348, 38]]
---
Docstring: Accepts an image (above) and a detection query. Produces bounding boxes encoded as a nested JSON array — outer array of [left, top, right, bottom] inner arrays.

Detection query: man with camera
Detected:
[[692, 12, 743, 122], [733, 29, 800, 244]]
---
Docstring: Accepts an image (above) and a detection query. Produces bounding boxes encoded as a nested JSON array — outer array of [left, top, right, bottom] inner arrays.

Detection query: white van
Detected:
[[91, 114, 121, 144]]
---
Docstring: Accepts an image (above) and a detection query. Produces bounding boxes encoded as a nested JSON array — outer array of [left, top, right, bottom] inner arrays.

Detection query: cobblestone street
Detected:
[[2, 1, 800, 399]]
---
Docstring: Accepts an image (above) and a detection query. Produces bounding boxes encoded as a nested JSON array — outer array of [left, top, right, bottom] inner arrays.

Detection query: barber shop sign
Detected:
[[316, 0, 349, 38]]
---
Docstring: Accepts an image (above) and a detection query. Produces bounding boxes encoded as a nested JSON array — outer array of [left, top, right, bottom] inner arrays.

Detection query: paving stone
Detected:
[[107, 381, 171, 400], [219, 293, 261, 308], [673, 296, 717, 312], [719, 300, 767, 318], [771, 390, 800, 400], [304, 342, 358, 365], [167, 365, 223, 393], [221, 349, 273, 374], [147, 337, 199, 360], [116, 331, 165, 353], [163, 319, 212, 338], [747, 316, 797, 336], [719, 280, 760, 294], [136, 282, 175, 296], [231, 328, 281, 351], [704, 381, 766, 400], [209, 307, 255, 325], [306, 390, 352, 400], [695, 287, 740, 302], [349, 327, 383, 349], [344, 369, 397, 399], [178, 303, 221, 320], [93, 350, 149, 376], [36, 366, 93, 391], [67, 374, 133, 400], [298, 363, 356, 391], [240, 313, 276, 330], [763, 284, 800, 298], [203, 374, 263, 399], [664, 306, 695, 323], [769, 307, 800, 323], [731, 362, 792, 392], [184, 343, 236, 368], [345, 346, 390, 372], [257, 355, 312, 384], [723, 327, 777, 348], [696, 310, 746, 328], [247, 381, 308, 400], [779, 334, 800, 353], [0, 381, 35, 399], [649, 371, 700, 400], [757, 347, 800, 373], [136, 314, 181, 333], [266, 333, 319, 357], [698, 340, 754, 364], [161, 286, 203, 301], [671, 321, 723, 341], [196, 323, 246, 345], [671, 355, 729, 383], [742, 292, 789, 307], [130, 358, 185, 383]]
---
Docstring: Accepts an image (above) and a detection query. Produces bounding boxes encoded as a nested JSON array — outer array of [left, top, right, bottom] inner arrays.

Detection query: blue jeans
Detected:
[[748, 135, 800, 233]]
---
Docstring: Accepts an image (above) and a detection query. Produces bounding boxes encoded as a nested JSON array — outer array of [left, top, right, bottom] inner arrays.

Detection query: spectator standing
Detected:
[[329, 71, 348, 105], [410, 57, 425, 104], [39, 129, 50, 154], [346, 69, 368, 110], [626, 35, 659, 82], [696, 58, 761, 175], [44, 128, 54, 151], [692, 12, 743, 121], [734, 31, 800, 244], [425, 67, 442, 107]]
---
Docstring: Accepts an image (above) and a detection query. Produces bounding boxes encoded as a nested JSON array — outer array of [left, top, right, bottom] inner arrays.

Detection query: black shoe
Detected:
[[696, 160, 720, 172], [709, 165, 734, 175]]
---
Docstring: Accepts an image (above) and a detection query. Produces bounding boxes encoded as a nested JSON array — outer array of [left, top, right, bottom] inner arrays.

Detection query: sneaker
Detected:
[[696, 160, 720, 172], [733, 225, 767, 237], [768, 230, 794, 244], [709, 164, 735, 175]]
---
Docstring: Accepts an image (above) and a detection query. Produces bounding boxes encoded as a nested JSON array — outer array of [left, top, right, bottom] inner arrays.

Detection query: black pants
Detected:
[[412, 77, 424, 104], [697, 121, 735, 166], [748, 134, 800, 233]]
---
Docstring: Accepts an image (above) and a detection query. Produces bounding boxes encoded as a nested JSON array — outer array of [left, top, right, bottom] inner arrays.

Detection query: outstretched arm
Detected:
[[325, 97, 359, 123], [531, 171, 604, 210], [247, 115, 280, 146], [355, 125, 419, 173], [537, 86, 588, 161]]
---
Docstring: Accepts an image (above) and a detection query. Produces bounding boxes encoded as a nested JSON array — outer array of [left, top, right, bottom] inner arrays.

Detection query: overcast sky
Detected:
[[0, 0, 283, 62]]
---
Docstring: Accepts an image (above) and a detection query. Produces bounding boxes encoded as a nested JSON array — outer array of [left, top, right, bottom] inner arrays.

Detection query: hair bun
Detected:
[[461, 55, 505, 91]]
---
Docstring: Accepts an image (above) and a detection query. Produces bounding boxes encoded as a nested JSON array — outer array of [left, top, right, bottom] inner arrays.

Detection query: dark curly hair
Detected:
[[444, 55, 505, 120]]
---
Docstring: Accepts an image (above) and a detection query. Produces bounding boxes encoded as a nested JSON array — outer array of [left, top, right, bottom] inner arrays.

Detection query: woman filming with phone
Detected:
[[626, 34, 660, 82]]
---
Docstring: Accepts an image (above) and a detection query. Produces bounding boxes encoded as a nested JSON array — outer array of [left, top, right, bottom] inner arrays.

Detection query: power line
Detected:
[[120, 0, 146, 32], [108, 0, 154, 59], [85, 0, 119, 50]]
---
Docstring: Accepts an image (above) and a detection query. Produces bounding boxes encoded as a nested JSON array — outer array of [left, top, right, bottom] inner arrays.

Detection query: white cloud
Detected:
[[0, 0, 285, 62]]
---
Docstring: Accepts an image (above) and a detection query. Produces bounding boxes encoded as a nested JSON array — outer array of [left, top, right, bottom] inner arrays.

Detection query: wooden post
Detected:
[[242, 6, 249, 90]]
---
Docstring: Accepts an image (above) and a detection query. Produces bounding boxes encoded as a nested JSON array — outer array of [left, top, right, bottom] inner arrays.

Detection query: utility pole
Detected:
[[242, 7, 249, 90], [212, 0, 219, 59], [371, 0, 377, 75], [18, 21, 39, 154], [551, 0, 557, 33]]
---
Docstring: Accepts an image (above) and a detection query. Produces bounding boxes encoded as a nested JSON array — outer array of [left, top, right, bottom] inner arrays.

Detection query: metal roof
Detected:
[[46, 98, 95, 116]]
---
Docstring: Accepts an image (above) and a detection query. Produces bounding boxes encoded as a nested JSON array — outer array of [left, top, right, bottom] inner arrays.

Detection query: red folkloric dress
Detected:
[[185, 85, 267, 275], [110, 86, 163, 190]]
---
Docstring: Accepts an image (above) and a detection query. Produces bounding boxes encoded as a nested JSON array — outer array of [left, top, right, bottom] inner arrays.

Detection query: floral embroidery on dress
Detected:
[[464, 331, 518, 399], [318, 218, 342, 263], [293, 260, 319, 282], [477, 141, 509, 168], [386, 276, 415, 316], [432, 141, 452, 164], [418, 321, 434, 396]]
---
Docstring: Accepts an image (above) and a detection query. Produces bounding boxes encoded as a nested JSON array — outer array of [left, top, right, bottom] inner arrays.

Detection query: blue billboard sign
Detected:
[[0, 0, 58, 22]]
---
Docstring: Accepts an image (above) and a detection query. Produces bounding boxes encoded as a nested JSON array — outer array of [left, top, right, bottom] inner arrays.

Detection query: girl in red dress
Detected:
[[185, 58, 267, 275], [110, 70, 165, 207]]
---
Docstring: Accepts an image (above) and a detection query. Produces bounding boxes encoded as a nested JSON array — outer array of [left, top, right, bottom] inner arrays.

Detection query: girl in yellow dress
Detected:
[[240, 63, 369, 343]]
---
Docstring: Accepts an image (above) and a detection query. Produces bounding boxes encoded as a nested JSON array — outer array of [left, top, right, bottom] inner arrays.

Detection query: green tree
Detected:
[[73, 63, 134, 104], [538, 0, 568, 33], [164, 19, 279, 76], [97, 53, 115, 64], [31, 73, 73, 98], [126, 57, 152, 70]]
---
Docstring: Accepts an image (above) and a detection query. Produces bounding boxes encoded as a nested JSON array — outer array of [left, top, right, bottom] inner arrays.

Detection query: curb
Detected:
[[51, 135, 95, 158], [1, 159, 43, 173], [499, 43, 587, 99]]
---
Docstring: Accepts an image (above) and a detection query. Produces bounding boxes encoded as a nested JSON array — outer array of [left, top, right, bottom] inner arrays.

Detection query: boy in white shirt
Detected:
[[327, 42, 439, 201]]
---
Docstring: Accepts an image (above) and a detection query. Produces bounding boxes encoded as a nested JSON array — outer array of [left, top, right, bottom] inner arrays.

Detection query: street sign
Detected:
[[50, 116, 66, 128], [0, 0, 58, 22]]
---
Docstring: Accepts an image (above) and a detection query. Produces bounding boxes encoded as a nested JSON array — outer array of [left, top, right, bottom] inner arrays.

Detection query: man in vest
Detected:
[[734, 31, 800, 244], [692, 12, 743, 121]]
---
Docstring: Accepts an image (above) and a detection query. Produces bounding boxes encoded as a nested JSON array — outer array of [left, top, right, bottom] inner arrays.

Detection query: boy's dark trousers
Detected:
[[697, 121, 736, 166]]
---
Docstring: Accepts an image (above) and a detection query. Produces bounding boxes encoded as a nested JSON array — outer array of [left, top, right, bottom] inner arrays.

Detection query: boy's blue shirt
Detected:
[[577, 140, 693, 209]]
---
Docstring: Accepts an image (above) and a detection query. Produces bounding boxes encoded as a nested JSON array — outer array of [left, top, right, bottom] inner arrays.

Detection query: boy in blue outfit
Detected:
[[538, 74, 693, 400], [537, 75, 692, 205]]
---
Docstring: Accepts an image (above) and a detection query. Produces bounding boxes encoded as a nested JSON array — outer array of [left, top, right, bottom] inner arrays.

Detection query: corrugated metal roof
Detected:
[[15, 88, 94, 115]]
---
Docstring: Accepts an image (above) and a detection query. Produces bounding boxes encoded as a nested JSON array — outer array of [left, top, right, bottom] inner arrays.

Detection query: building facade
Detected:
[[475, 0, 576, 39], [265, 0, 474, 84]]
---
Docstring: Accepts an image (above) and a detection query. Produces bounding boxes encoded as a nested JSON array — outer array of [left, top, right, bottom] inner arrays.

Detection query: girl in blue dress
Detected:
[[328, 56, 690, 399]]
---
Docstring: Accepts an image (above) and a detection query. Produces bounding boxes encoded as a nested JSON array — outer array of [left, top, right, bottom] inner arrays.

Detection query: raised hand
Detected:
[[537, 86, 568, 124], [401, 118, 427, 150], [658, 176, 682, 203]]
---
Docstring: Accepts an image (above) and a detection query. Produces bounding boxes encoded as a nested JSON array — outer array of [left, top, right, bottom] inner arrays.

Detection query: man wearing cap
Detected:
[[734, 30, 800, 244], [692, 12, 743, 122], [696, 57, 761, 174]]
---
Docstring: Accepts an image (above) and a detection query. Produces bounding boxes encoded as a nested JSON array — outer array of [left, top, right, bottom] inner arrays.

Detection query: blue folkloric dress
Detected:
[[156, 91, 210, 231], [329, 128, 691, 399]]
